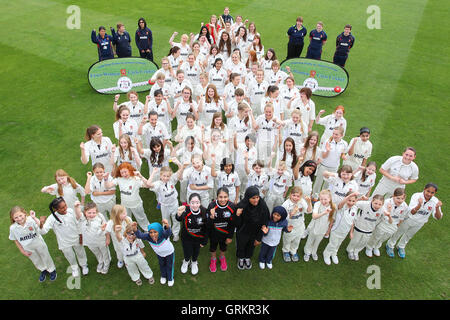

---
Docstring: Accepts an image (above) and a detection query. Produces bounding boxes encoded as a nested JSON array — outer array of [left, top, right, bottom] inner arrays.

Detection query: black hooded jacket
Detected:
[[235, 186, 270, 242]]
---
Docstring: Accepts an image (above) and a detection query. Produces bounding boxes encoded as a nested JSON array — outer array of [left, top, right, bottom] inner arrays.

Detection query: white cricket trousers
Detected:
[[312, 164, 337, 199], [161, 202, 181, 237], [26, 239, 56, 272], [366, 225, 396, 250], [87, 245, 111, 267], [95, 198, 116, 218], [346, 230, 372, 254], [265, 194, 284, 213], [124, 253, 153, 282], [323, 231, 347, 258], [180, 180, 188, 203], [61, 244, 88, 269], [371, 181, 402, 199], [257, 140, 272, 164], [111, 236, 124, 262], [303, 232, 326, 256], [236, 166, 247, 200], [282, 222, 305, 255], [387, 218, 424, 249], [125, 203, 150, 230]]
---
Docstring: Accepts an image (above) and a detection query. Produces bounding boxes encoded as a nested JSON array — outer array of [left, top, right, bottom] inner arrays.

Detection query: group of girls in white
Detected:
[[10, 7, 444, 286]]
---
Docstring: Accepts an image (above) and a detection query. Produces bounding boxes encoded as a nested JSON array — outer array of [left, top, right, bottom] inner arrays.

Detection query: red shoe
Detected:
[[219, 256, 227, 271], [209, 258, 217, 273]]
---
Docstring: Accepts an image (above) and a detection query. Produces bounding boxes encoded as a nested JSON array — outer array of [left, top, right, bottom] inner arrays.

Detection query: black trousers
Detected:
[[333, 53, 348, 67], [236, 231, 257, 259], [287, 42, 304, 59], [139, 50, 153, 61], [182, 238, 201, 262]]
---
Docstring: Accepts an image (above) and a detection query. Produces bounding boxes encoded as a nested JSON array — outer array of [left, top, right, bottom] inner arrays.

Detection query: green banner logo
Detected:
[[88, 57, 159, 94], [281, 58, 349, 97]]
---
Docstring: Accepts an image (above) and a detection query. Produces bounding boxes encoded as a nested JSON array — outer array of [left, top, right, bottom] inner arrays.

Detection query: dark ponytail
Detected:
[[49, 197, 65, 223]]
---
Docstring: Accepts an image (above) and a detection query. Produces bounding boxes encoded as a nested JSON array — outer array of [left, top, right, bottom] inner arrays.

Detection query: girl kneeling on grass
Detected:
[[9, 206, 57, 282]]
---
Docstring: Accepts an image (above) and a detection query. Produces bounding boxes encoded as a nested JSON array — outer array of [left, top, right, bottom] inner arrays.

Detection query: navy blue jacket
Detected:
[[335, 32, 355, 55], [110, 28, 132, 57], [308, 29, 327, 50], [287, 25, 307, 45], [135, 27, 153, 51], [91, 30, 114, 61]]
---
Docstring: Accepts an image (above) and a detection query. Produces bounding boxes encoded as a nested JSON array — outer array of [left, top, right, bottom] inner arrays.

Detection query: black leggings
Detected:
[[182, 238, 201, 262], [236, 231, 257, 259]]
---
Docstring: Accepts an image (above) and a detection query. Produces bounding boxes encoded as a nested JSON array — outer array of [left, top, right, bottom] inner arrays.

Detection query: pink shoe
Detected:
[[219, 256, 227, 271], [209, 258, 217, 273]]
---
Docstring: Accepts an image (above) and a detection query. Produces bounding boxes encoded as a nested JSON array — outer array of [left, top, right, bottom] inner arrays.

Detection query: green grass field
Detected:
[[0, 0, 449, 300]]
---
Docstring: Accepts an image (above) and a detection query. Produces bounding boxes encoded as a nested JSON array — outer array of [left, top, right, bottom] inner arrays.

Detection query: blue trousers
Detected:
[[259, 243, 277, 264], [157, 253, 174, 281]]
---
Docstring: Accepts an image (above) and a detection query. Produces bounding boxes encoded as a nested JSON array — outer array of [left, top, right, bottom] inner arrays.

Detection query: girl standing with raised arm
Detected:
[[113, 105, 139, 143], [303, 190, 335, 262], [40, 198, 88, 277], [316, 105, 347, 148], [176, 194, 208, 275], [80, 125, 114, 173], [372, 147, 419, 198], [104, 162, 150, 230], [387, 183, 443, 259], [79, 202, 110, 274], [343, 127, 373, 170], [84, 164, 116, 218], [113, 91, 145, 124], [41, 169, 85, 210], [9, 207, 57, 282]]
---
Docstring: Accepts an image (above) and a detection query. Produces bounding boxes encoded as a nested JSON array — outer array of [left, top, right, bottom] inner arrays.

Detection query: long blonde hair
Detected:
[[319, 189, 336, 223], [55, 169, 78, 196], [110, 204, 129, 227]]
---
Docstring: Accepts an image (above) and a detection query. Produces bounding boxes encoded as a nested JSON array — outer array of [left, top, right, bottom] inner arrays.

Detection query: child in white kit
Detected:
[[40, 198, 88, 277], [353, 162, 377, 199], [147, 159, 185, 242], [105, 204, 137, 269], [323, 191, 359, 265], [183, 154, 214, 207], [105, 162, 150, 230], [79, 202, 111, 274], [346, 195, 388, 261], [9, 206, 57, 282], [266, 161, 292, 213], [114, 224, 154, 286], [303, 190, 336, 262], [387, 183, 443, 259], [245, 159, 269, 199], [84, 163, 116, 218], [211, 156, 241, 204], [366, 188, 408, 257], [281, 187, 312, 262], [41, 169, 85, 210]]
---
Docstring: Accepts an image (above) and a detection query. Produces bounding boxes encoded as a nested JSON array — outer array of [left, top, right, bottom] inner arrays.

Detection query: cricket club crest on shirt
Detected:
[[29, 227, 33, 231], [428, 206, 432, 211], [129, 186, 132, 190]]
